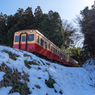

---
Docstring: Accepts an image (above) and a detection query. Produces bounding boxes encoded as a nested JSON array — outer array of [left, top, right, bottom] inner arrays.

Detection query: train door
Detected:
[[19, 33, 28, 51]]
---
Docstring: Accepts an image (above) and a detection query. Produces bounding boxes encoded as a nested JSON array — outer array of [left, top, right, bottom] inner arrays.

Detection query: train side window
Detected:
[[53, 47, 54, 53], [53, 48, 56, 54], [56, 49, 57, 54], [60, 53, 62, 57], [63, 55, 65, 58], [60, 52, 61, 56], [45, 42, 47, 49], [62, 54, 63, 58], [51, 46, 53, 52], [28, 34, 34, 41], [62, 54, 64, 58], [53, 48, 55, 53], [48, 44, 50, 49], [60, 52, 61, 57], [59, 52, 60, 56], [55, 49, 56, 54], [22, 36, 26, 42], [53, 47, 55, 53], [40, 39, 44, 47], [58, 51, 59, 56], [15, 36, 19, 42], [37, 36, 39, 43]]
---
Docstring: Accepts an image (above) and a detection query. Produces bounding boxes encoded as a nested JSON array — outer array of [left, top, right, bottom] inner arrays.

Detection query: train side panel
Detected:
[[35, 31, 67, 65], [67, 56, 78, 67]]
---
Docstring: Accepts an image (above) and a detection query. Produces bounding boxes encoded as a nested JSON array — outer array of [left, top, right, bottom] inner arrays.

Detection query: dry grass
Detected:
[[23, 53, 32, 59], [2, 50, 20, 60], [35, 85, 41, 89], [24, 60, 38, 69], [0, 62, 31, 95], [45, 75, 56, 88]]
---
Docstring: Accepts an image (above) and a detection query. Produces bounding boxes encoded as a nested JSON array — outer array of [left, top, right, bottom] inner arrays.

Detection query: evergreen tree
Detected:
[[79, 7, 95, 56], [69, 46, 82, 66], [40, 11, 64, 48], [0, 6, 75, 49], [14, 8, 24, 24], [19, 7, 34, 29], [0, 13, 7, 44], [6, 23, 20, 47], [34, 6, 43, 28], [34, 6, 43, 17]]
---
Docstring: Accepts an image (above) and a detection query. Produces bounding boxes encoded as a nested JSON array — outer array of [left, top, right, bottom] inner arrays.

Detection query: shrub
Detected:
[[2, 50, 20, 60], [23, 53, 32, 59], [45, 76, 56, 88], [24, 60, 31, 69], [40, 60, 45, 65], [0, 63, 31, 95], [35, 85, 41, 89], [24, 60, 38, 69], [59, 90, 63, 94]]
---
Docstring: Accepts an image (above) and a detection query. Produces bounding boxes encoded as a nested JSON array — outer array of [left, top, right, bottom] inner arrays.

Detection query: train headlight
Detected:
[[30, 30, 33, 33]]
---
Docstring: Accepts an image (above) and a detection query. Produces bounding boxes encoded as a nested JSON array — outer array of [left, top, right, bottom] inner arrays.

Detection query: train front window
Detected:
[[22, 36, 26, 42], [28, 34, 34, 41], [15, 36, 19, 42]]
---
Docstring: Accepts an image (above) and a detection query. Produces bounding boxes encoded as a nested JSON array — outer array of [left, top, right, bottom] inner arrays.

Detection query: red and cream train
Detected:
[[13, 29, 78, 67]]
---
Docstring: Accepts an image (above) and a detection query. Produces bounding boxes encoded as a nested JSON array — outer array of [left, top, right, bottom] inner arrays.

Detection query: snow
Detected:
[[0, 72, 5, 81], [9, 93, 20, 95], [0, 45, 95, 95], [0, 87, 12, 95]]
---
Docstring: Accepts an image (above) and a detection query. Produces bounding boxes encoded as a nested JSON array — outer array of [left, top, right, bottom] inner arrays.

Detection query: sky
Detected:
[[0, 0, 94, 21]]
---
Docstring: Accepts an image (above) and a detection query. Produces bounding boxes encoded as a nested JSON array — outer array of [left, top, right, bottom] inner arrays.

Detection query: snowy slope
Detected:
[[0, 45, 95, 95]]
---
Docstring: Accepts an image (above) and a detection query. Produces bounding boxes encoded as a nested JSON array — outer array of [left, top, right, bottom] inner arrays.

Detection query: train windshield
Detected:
[[15, 36, 19, 42], [28, 34, 34, 41], [22, 36, 26, 42]]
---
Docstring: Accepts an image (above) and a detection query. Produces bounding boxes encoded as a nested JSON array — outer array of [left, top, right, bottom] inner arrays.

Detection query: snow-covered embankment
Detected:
[[0, 46, 94, 95]]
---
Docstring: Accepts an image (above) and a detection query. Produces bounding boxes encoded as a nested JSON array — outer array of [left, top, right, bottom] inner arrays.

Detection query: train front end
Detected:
[[13, 30, 36, 52]]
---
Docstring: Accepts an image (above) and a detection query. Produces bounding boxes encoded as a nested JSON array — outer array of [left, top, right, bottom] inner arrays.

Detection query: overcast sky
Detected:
[[0, 0, 94, 21]]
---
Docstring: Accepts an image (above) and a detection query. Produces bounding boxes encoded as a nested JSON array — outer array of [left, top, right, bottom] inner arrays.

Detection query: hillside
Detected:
[[0, 45, 95, 95]]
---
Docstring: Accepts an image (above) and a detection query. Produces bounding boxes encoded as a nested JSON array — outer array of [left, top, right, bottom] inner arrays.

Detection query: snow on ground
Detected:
[[0, 45, 95, 95], [0, 72, 5, 81]]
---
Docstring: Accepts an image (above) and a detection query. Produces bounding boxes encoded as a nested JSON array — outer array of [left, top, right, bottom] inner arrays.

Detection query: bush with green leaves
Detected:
[[45, 75, 56, 88]]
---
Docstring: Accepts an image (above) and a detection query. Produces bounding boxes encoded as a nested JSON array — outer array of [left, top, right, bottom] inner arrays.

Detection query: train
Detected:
[[13, 29, 78, 67]]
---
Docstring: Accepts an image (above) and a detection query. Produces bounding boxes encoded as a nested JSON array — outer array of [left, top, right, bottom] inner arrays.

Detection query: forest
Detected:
[[0, 6, 95, 66]]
